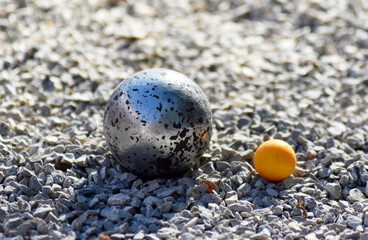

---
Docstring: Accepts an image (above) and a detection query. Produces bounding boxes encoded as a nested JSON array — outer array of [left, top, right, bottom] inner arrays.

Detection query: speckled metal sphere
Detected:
[[103, 68, 212, 178]]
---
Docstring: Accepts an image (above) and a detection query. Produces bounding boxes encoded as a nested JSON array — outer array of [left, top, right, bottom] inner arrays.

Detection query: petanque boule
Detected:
[[103, 68, 213, 178]]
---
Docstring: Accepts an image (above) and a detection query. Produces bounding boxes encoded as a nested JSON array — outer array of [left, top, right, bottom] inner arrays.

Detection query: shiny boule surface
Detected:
[[103, 68, 212, 178]]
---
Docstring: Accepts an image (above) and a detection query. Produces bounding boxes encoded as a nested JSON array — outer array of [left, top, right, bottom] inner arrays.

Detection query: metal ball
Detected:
[[103, 68, 212, 178]]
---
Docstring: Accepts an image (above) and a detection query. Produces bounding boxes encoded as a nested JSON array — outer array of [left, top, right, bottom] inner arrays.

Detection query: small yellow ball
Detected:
[[254, 139, 296, 182]]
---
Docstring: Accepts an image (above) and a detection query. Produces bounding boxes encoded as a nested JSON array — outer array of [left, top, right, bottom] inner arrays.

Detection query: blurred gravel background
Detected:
[[1, 0, 368, 239]]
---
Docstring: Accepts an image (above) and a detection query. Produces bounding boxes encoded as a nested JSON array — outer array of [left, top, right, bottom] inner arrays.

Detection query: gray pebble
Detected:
[[107, 193, 131, 206], [216, 161, 231, 171], [346, 215, 362, 229], [272, 205, 283, 215], [325, 183, 341, 200], [228, 201, 253, 213], [157, 188, 176, 198], [4, 217, 24, 233], [254, 180, 265, 189], [157, 227, 179, 239], [241, 149, 255, 161], [266, 188, 278, 197], [75, 155, 87, 167], [45, 212, 59, 223], [146, 181, 161, 193], [172, 202, 187, 212], [348, 189, 365, 203], [29, 175, 43, 192], [362, 233, 368, 240], [225, 194, 238, 206], [100, 207, 121, 222], [43, 163, 56, 175], [33, 205, 54, 218], [120, 172, 137, 186], [201, 162, 216, 174], [230, 175, 244, 186], [130, 197, 142, 208]]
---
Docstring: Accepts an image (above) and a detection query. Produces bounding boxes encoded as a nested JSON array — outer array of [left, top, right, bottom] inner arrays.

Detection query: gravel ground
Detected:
[[1, 0, 368, 239]]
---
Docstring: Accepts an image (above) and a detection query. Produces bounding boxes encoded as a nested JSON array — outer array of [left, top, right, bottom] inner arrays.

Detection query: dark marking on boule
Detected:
[[192, 132, 199, 143], [157, 103, 162, 111], [170, 135, 178, 140], [179, 128, 189, 138], [173, 122, 181, 129]]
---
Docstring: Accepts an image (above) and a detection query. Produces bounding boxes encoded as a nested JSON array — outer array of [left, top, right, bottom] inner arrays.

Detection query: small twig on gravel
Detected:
[[295, 200, 308, 219]]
